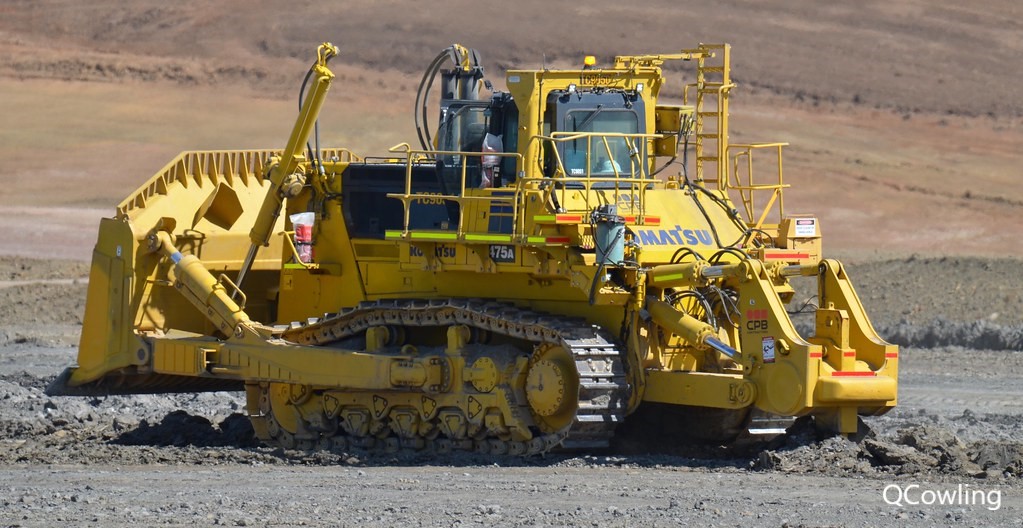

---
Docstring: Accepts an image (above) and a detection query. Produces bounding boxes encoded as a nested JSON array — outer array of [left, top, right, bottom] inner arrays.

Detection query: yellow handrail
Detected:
[[385, 143, 524, 238], [726, 142, 788, 231], [531, 131, 665, 218], [278, 230, 316, 270], [385, 132, 665, 240]]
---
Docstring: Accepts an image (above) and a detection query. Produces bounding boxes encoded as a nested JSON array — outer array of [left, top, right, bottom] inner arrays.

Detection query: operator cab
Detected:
[[545, 89, 647, 182], [434, 92, 518, 189]]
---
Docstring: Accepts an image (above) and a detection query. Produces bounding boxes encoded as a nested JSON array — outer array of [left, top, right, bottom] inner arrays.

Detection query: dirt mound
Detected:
[[0, 257, 90, 343], [846, 256, 1023, 325], [757, 412, 1023, 479], [793, 318, 1023, 351], [0, 283, 86, 326], [113, 410, 257, 448], [0, 283, 86, 348], [880, 319, 1023, 351], [0, 256, 89, 282], [0, 373, 280, 466], [0, 258, 88, 348], [783, 256, 1023, 350]]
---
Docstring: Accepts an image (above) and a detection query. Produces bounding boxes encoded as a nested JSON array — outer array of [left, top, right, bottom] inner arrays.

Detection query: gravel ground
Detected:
[[1, 256, 1022, 527]]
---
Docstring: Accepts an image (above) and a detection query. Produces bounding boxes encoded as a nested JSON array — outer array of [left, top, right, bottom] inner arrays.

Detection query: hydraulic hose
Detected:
[[415, 51, 451, 151]]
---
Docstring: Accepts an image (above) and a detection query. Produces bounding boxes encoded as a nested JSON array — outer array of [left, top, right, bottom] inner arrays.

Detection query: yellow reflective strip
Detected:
[[652, 273, 686, 283], [384, 230, 404, 239], [525, 236, 546, 244], [533, 215, 556, 223], [464, 233, 513, 242], [409, 231, 459, 241]]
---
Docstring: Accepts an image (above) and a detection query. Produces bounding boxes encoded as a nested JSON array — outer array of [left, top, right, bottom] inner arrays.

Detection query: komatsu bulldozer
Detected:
[[49, 42, 898, 455]]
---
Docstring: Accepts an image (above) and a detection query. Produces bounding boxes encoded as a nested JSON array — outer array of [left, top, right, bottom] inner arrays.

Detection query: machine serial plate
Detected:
[[489, 244, 516, 263]]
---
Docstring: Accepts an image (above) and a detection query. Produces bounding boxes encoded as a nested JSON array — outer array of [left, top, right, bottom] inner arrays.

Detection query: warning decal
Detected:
[[794, 218, 817, 237], [762, 336, 776, 363]]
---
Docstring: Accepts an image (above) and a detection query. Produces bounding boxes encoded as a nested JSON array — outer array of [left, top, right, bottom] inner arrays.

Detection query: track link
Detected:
[[261, 299, 629, 455]]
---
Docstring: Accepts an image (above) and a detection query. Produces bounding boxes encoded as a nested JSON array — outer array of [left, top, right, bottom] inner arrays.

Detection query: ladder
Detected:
[[685, 44, 733, 188]]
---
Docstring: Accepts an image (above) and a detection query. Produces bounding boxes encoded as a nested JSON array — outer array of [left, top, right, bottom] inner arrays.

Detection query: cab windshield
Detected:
[[561, 109, 639, 177]]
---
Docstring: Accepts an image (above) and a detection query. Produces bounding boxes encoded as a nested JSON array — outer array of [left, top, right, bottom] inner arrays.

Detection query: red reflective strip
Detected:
[[809, 352, 823, 358], [745, 309, 769, 320], [620, 215, 661, 226], [843, 351, 856, 357], [545, 236, 571, 244], [885, 353, 899, 358], [556, 214, 582, 223], [831, 371, 876, 377]]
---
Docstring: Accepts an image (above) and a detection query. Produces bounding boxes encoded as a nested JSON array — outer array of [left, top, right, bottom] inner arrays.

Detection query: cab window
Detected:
[[562, 110, 639, 176]]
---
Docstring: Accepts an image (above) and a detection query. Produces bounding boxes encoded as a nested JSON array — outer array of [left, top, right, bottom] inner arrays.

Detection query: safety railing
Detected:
[[727, 142, 789, 232], [384, 131, 666, 242], [385, 143, 527, 239], [278, 230, 316, 269], [530, 131, 665, 218]]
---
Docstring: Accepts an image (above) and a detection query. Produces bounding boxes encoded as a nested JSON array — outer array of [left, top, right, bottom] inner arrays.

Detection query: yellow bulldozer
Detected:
[[49, 42, 898, 455]]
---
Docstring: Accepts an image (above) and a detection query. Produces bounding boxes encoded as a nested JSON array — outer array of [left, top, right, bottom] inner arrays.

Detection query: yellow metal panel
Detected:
[[70, 218, 138, 386], [277, 269, 364, 324], [153, 340, 210, 376], [353, 241, 400, 259], [600, 189, 746, 262], [362, 262, 433, 297], [815, 375, 897, 403], [653, 105, 693, 157], [643, 370, 754, 409]]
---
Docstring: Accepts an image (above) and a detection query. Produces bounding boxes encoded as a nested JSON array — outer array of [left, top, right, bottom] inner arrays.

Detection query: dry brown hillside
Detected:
[[1, 0, 1021, 258]]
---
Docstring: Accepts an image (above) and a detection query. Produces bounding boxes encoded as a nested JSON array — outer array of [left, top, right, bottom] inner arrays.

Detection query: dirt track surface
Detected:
[[2, 256, 1022, 526]]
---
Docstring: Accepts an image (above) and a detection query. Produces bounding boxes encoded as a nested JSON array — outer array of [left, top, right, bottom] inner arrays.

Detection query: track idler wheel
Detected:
[[262, 382, 319, 449], [525, 344, 579, 433]]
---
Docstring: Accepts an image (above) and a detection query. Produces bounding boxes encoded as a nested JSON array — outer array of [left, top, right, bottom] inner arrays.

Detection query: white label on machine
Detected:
[[794, 218, 817, 237], [762, 336, 776, 363]]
